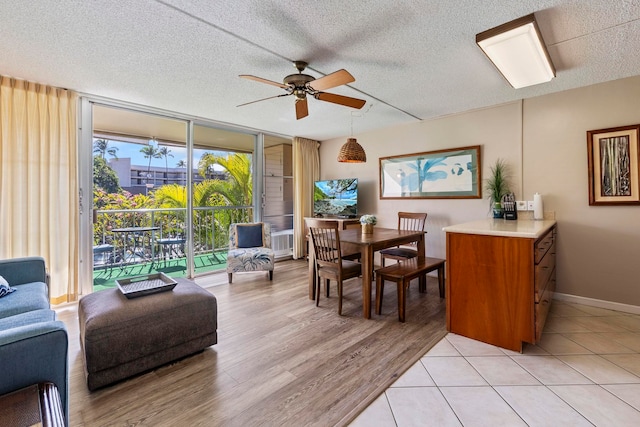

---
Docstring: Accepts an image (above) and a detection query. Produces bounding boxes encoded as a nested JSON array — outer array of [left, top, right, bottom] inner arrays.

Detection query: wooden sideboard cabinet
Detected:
[[445, 222, 556, 352]]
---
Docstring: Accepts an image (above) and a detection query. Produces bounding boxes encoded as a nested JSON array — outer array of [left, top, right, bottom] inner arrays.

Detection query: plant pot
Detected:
[[361, 223, 374, 234], [492, 202, 504, 219]]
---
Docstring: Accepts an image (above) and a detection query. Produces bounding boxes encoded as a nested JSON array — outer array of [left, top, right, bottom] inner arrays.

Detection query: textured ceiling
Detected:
[[1, 0, 639, 141]]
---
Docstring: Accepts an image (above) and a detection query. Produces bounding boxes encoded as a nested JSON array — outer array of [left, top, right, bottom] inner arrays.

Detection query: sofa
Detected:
[[0, 257, 69, 425]]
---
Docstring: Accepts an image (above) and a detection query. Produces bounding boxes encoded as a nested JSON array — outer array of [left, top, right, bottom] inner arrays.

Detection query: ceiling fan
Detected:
[[238, 61, 366, 120]]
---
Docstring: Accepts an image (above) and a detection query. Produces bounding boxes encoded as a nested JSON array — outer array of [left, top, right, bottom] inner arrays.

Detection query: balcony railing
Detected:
[[93, 206, 253, 269]]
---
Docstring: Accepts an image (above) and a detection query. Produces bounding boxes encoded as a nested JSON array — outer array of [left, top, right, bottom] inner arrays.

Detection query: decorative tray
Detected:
[[116, 272, 177, 299]]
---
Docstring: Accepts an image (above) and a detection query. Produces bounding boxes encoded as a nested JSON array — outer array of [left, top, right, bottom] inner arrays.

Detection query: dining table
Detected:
[[308, 226, 425, 319]]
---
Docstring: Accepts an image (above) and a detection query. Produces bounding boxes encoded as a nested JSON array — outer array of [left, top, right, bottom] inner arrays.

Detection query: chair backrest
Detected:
[[398, 212, 427, 246], [306, 219, 343, 269], [229, 222, 272, 249]]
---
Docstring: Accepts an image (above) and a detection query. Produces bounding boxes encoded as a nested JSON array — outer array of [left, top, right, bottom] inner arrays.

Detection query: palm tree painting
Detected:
[[380, 146, 481, 199]]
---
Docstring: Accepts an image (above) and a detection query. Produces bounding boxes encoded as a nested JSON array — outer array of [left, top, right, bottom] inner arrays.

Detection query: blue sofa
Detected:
[[0, 257, 69, 425]]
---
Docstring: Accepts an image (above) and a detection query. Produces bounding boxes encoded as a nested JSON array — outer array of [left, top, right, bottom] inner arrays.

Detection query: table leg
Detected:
[[361, 246, 374, 318]]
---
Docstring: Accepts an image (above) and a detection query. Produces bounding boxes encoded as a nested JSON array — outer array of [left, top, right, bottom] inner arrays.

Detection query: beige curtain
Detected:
[[0, 76, 78, 304], [292, 137, 320, 259]]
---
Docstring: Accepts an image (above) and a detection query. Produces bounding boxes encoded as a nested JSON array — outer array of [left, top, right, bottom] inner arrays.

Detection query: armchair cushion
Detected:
[[236, 223, 264, 248]]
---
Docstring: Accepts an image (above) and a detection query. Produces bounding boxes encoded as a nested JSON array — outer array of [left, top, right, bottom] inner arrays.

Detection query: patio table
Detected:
[[111, 226, 160, 266]]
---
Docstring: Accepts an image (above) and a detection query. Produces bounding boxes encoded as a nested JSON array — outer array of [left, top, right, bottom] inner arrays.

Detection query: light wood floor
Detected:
[[56, 259, 446, 426]]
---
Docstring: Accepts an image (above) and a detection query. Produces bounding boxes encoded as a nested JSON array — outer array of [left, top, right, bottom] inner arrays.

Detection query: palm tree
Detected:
[[93, 139, 118, 159], [198, 152, 252, 206], [176, 159, 187, 186], [139, 144, 162, 184], [158, 146, 174, 183]]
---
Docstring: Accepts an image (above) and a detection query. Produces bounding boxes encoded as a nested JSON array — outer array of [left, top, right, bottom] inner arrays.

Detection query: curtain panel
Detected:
[[0, 76, 79, 303], [292, 137, 320, 259]]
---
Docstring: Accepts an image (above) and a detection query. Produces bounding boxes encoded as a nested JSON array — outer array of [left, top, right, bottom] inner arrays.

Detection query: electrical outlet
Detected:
[[527, 200, 534, 211], [516, 201, 527, 211]]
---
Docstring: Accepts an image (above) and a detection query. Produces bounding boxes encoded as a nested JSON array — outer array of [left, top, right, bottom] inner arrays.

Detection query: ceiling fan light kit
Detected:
[[238, 61, 366, 119], [337, 138, 367, 163], [476, 13, 555, 89]]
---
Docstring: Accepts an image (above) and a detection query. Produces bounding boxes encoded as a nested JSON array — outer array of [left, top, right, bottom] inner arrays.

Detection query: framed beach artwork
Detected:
[[379, 145, 481, 199], [587, 124, 640, 205]]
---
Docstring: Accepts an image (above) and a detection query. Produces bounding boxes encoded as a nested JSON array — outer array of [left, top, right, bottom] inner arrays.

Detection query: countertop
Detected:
[[442, 218, 556, 239]]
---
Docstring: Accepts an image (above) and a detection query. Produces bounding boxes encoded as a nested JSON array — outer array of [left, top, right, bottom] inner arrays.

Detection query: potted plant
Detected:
[[360, 214, 377, 234], [484, 159, 510, 218]]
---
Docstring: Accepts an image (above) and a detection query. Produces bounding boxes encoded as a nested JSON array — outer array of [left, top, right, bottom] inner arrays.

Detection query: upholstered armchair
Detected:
[[227, 222, 275, 283]]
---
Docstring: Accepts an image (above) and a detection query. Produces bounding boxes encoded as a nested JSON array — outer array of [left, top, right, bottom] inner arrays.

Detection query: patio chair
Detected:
[[93, 244, 115, 270], [227, 222, 275, 283]]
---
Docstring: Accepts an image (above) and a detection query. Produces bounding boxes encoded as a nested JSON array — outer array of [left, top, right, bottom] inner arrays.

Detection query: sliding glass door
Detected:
[[190, 124, 256, 275]]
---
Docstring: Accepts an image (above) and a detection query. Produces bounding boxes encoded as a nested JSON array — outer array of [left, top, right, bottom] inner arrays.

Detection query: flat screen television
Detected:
[[313, 178, 358, 217]]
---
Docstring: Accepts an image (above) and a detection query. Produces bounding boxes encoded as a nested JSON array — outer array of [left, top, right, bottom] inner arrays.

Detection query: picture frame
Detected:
[[587, 125, 640, 205], [379, 145, 481, 199]]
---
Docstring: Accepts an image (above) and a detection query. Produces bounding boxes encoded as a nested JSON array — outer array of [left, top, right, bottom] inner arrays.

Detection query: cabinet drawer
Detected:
[[534, 242, 556, 303], [535, 229, 555, 264], [535, 284, 553, 341]]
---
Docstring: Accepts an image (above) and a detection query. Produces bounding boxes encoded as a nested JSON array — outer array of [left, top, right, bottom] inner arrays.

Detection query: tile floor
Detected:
[[350, 300, 640, 426]]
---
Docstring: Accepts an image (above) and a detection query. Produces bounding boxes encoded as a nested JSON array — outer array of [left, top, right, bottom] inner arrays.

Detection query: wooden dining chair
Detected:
[[306, 219, 362, 315], [379, 212, 428, 267]]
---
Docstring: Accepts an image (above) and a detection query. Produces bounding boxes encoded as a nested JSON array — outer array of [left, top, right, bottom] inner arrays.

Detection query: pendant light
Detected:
[[337, 113, 366, 163]]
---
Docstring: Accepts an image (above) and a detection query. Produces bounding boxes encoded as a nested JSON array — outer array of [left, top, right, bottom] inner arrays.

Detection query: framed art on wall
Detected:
[[587, 124, 640, 205], [379, 145, 481, 199]]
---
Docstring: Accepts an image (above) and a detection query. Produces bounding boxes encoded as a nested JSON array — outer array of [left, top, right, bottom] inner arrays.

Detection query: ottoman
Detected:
[[78, 279, 217, 391]]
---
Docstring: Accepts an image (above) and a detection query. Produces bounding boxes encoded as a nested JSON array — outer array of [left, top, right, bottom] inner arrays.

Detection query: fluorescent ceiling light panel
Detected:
[[477, 14, 555, 89]]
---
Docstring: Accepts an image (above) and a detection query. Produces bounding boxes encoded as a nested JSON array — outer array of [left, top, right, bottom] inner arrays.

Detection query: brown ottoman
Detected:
[[78, 279, 217, 391]]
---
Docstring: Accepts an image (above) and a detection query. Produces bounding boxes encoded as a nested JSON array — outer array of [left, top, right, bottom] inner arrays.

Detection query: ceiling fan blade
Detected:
[[239, 74, 289, 89], [237, 93, 291, 107], [315, 92, 366, 109], [295, 98, 309, 120], [308, 69, 355, 91]]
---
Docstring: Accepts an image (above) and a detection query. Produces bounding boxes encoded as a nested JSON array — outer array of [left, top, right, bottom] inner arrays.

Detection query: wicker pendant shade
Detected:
[[337, 138, 366, 163]]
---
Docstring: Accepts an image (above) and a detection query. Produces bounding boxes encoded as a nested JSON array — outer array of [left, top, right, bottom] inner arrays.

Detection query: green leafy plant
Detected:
[[484, 158, 511, 208]]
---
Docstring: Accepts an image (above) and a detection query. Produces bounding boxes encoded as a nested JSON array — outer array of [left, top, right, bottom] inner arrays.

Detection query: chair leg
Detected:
[[338, 280, 343, 315], [228, 273, 233, 284], [316, 275, 322, 307], [269, 270, 273, 281], [326, 280, 330, 298], [376, 275, 385, 315], [419, 274, 426, 293]]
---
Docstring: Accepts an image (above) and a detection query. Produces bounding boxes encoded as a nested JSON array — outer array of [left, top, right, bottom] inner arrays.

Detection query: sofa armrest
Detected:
[[0, 256, 47, 286], [0, 321, 69, 426]]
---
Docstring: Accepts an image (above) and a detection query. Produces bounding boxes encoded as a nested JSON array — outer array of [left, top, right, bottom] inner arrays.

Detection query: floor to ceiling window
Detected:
[[80, 100, 292, 294]]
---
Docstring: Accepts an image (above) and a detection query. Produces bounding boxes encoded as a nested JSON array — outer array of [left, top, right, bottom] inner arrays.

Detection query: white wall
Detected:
[[320, 75, 640, 307]]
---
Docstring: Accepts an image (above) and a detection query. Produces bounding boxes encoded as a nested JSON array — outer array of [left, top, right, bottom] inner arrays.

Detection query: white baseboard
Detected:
[[554, 292, 640, 315]]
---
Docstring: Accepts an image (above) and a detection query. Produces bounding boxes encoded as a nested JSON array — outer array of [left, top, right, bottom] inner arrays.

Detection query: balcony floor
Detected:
[[92, 252, 228, 292]]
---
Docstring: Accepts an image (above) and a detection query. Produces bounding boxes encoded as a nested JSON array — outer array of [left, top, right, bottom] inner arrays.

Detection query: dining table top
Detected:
[[338, 227, 425, 246]]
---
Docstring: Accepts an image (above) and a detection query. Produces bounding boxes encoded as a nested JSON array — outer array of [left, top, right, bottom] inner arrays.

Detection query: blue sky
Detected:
[[97, 140, 222, 169]]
